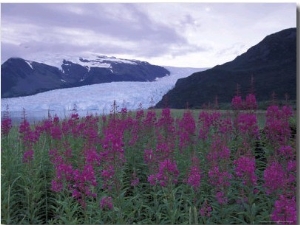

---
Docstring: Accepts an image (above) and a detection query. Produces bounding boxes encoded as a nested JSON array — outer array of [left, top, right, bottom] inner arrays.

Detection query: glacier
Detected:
[[1, 66, 206, 123]]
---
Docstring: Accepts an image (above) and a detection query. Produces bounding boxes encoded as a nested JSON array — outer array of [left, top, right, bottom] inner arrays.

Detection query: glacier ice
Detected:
[[1, 66, 206, 122]]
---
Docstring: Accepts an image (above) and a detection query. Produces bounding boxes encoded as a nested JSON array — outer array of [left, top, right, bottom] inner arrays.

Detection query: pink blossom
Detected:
[[148, 174, 158, 186], [100, 196, 113, 210], [1, 117, 12, 136], [208, 166, 231, 188], [178, 110, 196, 149], [237, 113, 259, 138], [234, 156, 257, 186], [1, 106, 12, 136], [148, 159, 179, 187], [143, 110, 157, 127], [144, 149, 155, 165], [265, 105, 293, 146], [51, 179, 63, 192], [278, 146, 295, 159], [136, 108, 144, 120], [187, 166, 201, 190], [130, 172, 140, 187], [264, 161, 286, 195], [245, 93, 257, 110], [231, 95, 243, 110], [218, 118, 233, 134], [215, 191, 228, 205], [23, 149, 34, 163], [199, 201, 212, 217], [101, 165, 115, 190], [50, 125, 62, 140], [207, 138, 230, 163], [157, 159, 179, 187], [270, 195, 297, 224]]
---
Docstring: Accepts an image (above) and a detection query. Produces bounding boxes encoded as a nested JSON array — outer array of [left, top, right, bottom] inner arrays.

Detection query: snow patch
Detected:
[[23, 53, 140, 71], [25, 60, 33, 69]]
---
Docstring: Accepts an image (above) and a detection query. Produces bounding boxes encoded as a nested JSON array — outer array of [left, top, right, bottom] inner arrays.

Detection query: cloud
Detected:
[[1, 4, 194, 60], [1, 3, 296, 67]]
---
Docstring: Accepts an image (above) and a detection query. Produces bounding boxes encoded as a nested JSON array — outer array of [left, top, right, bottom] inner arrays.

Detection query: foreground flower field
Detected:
[[1, 94, 297, 224]]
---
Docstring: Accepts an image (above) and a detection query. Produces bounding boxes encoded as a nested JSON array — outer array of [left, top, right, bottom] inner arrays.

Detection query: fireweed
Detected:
[[198, 111, 221, 140], [264, 160, 287, 195], [234, 156, 257, 186], [178, 110, 196, 150], [208, 165, 232, 205], [245, 93, 258, 110], [265, 105, 293, 147], [148, 158, 179, 187], [270, 195, 297, 225], [100, 196, 114, 211], [186, 155, 201, 190], [231, 93, 258, 110], [199, 200, 212, 218], [1, 105, 12, 136], [207, 135, 232, 205], [231, 95, 243, 110], [237, 113, 259, 140], [2, 97, 297, 224]]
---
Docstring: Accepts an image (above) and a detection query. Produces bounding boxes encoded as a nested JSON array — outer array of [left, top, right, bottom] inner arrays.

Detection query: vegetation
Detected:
[[1, 94, 297, 224]]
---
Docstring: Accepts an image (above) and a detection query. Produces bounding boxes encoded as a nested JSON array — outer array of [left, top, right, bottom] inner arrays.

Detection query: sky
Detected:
[[1, 3, 297, 68]]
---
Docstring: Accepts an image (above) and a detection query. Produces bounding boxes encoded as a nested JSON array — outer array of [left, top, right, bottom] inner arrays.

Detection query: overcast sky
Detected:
[[1, 3, 296, 68]]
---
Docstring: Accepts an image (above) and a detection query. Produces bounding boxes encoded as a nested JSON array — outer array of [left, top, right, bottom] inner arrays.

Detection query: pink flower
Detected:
[[23, 149, 34, 163], [187, 166, 201, 190], [144, 149, 155, 164], [234, 156, 257, 186], [1, 106, 12, 136], [265, 105, 293, 146], [178, 110, 196, 149], [278, 146, 295, 159], [100, 196, 113, 210], [136, 108, 144, 120], [270, 195, 297, 224], [237, 113, 259, 138], [208, 166, 232, 188], [264, 161, 286, 195], [50, 125, 62, 140], [131, 172, 140, 187], [1, 117, 12, 136], [199, 201, 212, 217], [154, 159, 179, 187], [245, 93, 257, 110], [148, 159, 179, 187], [51, 179, 63, 192], [101, 165, 115, 190], [215, 191, 228, 205], [231, 95, 243, 110], [148, 174, 158, 186]]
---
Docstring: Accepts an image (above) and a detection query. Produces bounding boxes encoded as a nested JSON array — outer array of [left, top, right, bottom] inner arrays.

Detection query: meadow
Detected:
[[1, 94, 297, 224]]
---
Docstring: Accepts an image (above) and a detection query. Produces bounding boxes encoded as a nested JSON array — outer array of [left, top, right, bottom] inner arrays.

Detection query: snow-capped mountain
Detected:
[[1, 54, 170, 98], [1, 66, 206, 123]]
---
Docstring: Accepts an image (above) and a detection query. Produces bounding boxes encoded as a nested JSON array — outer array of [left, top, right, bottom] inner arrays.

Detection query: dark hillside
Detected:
[[155, 28, 296, 109]]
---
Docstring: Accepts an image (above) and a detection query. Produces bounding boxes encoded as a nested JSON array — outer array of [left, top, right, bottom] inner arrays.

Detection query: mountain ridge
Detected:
[[155, 27, 296, 109], [1, 55, 170, 98]]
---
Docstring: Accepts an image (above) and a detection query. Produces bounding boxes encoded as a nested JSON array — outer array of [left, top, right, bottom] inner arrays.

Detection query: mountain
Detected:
[[155, 28, 296, 109], [1, 55, 170, 98]]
